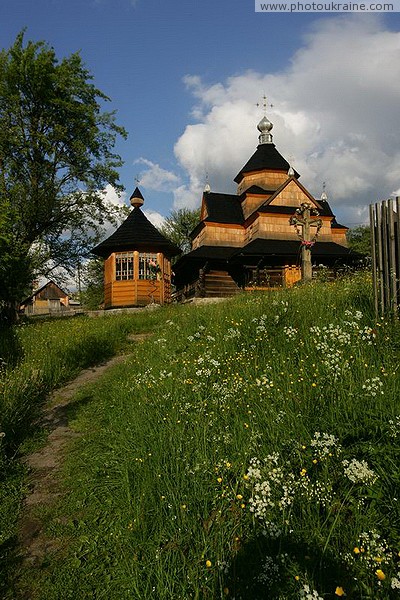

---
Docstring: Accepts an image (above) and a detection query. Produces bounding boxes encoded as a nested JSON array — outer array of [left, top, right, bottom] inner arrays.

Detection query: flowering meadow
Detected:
[[5, 272, 400, 599]]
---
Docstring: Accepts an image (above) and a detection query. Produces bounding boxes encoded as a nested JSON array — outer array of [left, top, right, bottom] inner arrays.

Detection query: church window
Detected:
[[139, 253, 159, 280], [115, 252, 134, 280]]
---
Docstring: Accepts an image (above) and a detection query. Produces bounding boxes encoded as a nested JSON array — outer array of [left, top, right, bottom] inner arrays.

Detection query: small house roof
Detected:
[[91, 206, 181, 258], [21, 280, 68, 304], [234, 144, 300, 183]]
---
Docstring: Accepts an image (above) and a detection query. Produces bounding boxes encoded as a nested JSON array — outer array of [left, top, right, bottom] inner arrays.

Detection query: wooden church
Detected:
[[173, 110, 357, 298], [92, 188, 180, 308]]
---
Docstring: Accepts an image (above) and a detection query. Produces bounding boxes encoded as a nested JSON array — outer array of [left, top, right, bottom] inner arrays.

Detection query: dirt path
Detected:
[[17, 333, 151, 568]]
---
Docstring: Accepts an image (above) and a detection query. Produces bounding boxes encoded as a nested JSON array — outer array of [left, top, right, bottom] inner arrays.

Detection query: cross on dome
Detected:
[[256, 94, 274, 144]]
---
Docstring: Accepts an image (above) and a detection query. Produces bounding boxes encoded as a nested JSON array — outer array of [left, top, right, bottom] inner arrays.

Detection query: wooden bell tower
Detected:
[[92, 187, 180, 308]]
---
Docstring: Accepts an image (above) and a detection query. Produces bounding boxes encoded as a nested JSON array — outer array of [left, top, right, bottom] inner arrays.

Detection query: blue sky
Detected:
[[1, 1, 400, 228]]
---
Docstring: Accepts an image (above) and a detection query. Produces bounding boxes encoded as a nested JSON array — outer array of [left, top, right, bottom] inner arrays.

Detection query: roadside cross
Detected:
[[289, 202, 323, 281]]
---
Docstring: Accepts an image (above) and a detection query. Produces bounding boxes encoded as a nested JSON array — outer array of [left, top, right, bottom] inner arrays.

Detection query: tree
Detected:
[[79, 257, 104, 310], [346, 225, 371, 257], [0, 31, 127, 324], [160, 207, 201, 256]]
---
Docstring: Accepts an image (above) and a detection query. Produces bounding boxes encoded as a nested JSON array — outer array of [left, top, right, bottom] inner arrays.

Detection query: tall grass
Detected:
[[0, 312, 163, 453], [8, 272, 400, 599], [0, 309, 166, 595]]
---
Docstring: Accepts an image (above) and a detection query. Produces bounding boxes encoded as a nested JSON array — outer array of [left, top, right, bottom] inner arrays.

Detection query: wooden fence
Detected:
[[370, 198, 400, 317]]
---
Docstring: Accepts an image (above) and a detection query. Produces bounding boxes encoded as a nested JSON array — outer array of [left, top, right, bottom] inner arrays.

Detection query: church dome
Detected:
[[257, 116, 273, 134]]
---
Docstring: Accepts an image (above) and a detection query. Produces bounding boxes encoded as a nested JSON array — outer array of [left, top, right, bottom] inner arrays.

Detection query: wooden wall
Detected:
[[331, 228, 348, 246], [237, 170, 288, 195], [252, 215, 332, 241], [103, 251, 171, 308], [269, 180, 313, 207], [242, 193, 271, 220], [191, 224, 244, 249], [192, 215, 343, 249]]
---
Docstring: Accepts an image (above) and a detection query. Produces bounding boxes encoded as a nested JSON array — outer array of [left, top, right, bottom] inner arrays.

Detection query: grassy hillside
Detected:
[[0, 310, 164, 593], [4, 273, 400, 599]]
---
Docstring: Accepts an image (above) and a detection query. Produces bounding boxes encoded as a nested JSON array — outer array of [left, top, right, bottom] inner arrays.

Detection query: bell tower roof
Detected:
[[91, 188, 180, 258]]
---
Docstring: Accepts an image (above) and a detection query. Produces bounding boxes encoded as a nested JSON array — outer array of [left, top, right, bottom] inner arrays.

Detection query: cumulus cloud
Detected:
[[134, 158, 180, 192], [171, 16, 400, 225], [102, 184, 127, 209], [143, 209, 165, 229]]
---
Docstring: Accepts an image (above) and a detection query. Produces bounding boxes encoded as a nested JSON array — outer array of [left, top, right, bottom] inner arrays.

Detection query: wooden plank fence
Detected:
[[370, 198, 400, 317]]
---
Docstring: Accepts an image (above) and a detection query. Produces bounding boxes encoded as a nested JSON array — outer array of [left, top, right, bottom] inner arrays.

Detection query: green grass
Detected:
[[4, 273, 400, 599], [0, 309, 169, 595]]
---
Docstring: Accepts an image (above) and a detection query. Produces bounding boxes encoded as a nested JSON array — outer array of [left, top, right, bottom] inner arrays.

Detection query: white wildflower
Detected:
[[342, 459, 377, 484]]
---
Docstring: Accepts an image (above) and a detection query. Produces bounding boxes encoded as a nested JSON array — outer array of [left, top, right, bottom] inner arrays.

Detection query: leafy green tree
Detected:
[[79, 257, 104, 310], [0, 31, 127, 324], [346, 225, 371, 256], [160, 207, 201, 256]]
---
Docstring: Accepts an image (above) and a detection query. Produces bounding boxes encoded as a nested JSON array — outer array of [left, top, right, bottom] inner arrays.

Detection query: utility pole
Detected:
[[290, 203, 322, 282]]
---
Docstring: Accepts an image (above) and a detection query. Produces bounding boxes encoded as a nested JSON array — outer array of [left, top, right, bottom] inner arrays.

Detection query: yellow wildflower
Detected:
[[335, 587, 345, 596], [376, 569, 385, 580], [217, 477, 223, 483], [353, 547, 360, 554], [300, 468, 307, 476], [205, 560, 212, 568]]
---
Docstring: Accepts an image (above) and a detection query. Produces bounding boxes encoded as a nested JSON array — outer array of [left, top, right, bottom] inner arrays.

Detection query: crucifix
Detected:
[[289, 202, 322, 282], [256, 94, 273, 114]]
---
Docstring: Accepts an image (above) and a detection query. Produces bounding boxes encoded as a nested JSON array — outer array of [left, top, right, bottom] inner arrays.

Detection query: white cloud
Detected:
[[102, 184, 127, 209], [171, 16, 400, 226], [143, 209, 165, 230], [134, 158, 180, 192]]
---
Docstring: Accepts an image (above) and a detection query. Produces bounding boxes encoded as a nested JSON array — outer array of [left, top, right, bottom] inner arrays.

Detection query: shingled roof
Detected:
[[236, 239, 355, 258], [203, 192, 244, 224], [91, 206, 181, 258], [234, 144, 300, 183]]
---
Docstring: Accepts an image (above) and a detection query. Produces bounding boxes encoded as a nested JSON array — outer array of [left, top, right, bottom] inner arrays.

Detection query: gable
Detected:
[[267, 178, 320, 209]]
